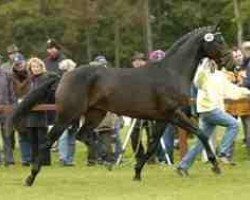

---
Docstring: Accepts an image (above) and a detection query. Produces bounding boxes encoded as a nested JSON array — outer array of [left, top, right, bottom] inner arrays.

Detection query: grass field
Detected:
[[1, 128, 250, 200]]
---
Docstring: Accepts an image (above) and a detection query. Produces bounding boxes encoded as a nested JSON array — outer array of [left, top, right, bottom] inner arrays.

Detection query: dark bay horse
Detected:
[[12, 26, 234, 186]]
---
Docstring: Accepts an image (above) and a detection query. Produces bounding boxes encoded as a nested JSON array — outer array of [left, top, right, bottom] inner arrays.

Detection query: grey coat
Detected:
[[0, 67, 16, 121]]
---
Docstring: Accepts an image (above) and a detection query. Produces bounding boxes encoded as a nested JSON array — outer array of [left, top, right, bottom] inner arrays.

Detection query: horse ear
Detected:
[[213, 21, 220, 32]]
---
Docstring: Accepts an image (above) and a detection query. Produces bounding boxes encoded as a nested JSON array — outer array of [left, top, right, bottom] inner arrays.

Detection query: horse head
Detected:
[[200, 26, 234, 71]]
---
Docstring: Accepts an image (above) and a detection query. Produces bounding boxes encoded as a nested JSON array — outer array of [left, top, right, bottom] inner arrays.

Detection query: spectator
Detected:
[[57, 59, 78, 166], [0, 54, 3, 66], [1, 44, 20, 71], [44, 39, 66, 76], [239, 42, 250, 157], [76, 55, 111, 166], [44, 39, 66, 127], [94, 112, 121, 165], [148, 49, 175, 164], [131, 52, 147, 68], [89, 55, 108, 67], [0, 63, 16, 166], [177, 58, 250, 176], [1, 44, 20, 150], [148, 49, 166, 63], [26, 57, 51, 166], [129, 52, 157, 164]]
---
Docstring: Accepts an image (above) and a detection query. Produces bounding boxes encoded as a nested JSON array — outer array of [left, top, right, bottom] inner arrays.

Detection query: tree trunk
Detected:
[[86, 28, 93, 62], [39, 0, 49, 15], [144, 0, 153, 54], [114, 20, 121, 68], [233, 0, 243, 46]]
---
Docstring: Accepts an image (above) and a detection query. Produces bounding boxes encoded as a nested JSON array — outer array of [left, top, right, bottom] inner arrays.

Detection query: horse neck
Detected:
[[164, 40, 202, 84]]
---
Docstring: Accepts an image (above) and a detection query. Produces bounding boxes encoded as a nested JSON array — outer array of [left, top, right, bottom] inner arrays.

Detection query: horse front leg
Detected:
[[172, 109, 221, 174], [25, 124, 68, 186], [133, 121, 166, 181]]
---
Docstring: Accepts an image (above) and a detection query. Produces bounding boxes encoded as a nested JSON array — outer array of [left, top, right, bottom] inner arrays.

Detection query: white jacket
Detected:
[[193, 58, 250, 113]]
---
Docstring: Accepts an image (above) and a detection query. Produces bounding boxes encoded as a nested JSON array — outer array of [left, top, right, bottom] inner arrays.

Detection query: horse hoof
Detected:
[[133, 175, 141, 181], [176, 167, 189, 177], [105, 163, 113, 171], [211, 166, 221, 175], [24, 176, 34, 187]]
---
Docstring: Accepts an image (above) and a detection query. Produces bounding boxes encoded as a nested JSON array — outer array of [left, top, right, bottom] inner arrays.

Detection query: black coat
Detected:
[[44, 53, 65, 76], [25, 73, 51, 127]]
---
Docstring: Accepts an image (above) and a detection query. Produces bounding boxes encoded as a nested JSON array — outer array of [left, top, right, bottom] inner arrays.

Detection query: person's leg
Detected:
[[212, 110, 239, 158], [161, 124, 175, 163], [0, 141, 2, 164], [67, 128, 76, 164], [145, 121, 158, 163], [130, 120, 145, 160], [99, 130, 114, 163], [113, 122, 122, 161], [18, 129, 32, 166], [58, 130, 68, 164], [37, 127, 51, 166], [178, 114, 216, 170], [241, 116, 250, 156], [30, 128, 39, 164], [1, 123, 15, 166], [201, 132, 216, 162]]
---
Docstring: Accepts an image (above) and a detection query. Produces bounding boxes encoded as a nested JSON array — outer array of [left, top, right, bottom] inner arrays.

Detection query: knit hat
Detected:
[[94, 55, 108, 65], [59, 59, 77, 72], [149, 50, 166, 62]]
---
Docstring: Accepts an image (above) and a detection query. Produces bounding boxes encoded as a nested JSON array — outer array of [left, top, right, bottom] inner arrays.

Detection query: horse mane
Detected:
[[166, 26, 214, 57]]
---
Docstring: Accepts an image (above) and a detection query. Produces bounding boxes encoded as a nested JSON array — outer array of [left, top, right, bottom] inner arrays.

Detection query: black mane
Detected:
[[166, 26, 214, 57]]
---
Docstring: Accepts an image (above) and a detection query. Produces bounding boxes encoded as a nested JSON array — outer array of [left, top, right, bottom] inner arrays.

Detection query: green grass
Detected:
[[1, 129, 250, 200]]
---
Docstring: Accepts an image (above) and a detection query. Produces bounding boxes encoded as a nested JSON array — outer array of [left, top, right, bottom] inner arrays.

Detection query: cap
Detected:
[[13, 53, 25, 65], [46, 38, 61, 50], [7, 44, 19, 54], [131, 52, 146, 61]]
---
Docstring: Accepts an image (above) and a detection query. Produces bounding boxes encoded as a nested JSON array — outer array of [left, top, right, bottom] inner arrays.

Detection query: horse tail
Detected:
[[9, 73, 60, 127]]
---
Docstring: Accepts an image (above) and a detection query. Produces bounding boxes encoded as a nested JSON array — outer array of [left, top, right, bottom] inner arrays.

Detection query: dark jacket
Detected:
[[242, 58, 250, 89], [44, 52, 65, 76], [11, 69, 31, 99], [25, 73, 50, 127]]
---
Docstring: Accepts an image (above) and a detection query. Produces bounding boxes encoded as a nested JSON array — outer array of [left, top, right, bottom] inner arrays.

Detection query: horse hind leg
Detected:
[[24, 111, 77, 186], [134, 121, 166, 181], [171, 109, 221, 175]]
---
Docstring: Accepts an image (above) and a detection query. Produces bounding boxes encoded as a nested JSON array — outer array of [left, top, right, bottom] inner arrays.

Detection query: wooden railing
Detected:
[[1, 98, 250, 159], [0, 104, 57, 113]]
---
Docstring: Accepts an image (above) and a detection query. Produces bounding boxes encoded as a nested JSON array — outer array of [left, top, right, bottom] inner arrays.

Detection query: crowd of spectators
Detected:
[[0, 39, 250, 176]]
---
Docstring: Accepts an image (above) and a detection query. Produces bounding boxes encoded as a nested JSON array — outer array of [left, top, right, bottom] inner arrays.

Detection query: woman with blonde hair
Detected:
[[26, 57, 51, 166]]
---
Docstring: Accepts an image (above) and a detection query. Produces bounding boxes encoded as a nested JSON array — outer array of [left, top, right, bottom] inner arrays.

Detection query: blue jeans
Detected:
[[113, 121, 122, 160], [241, 115, 250, 148], [178, 108, 239, 170], [18, 131, 31, 163], [157, 124, 175, 162], [58, 129, 76, 164]]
